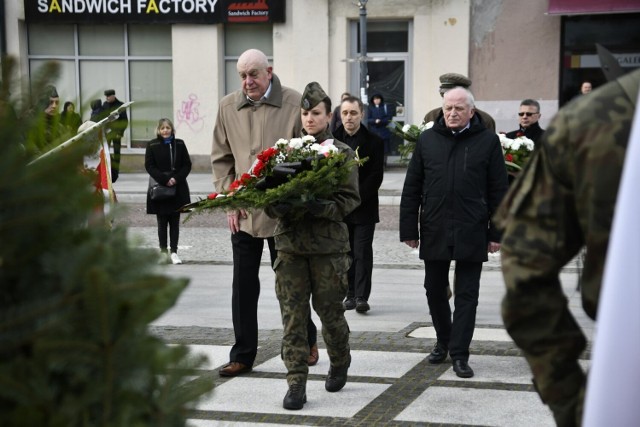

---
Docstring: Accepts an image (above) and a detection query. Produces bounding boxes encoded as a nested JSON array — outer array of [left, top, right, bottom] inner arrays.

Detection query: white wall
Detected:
[[171, 25, 222, 160]]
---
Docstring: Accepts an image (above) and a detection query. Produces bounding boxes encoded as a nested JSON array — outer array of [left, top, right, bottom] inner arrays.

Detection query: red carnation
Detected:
[[505, 153, 514, 162], [516, 131, 524, 138], [228, 180, 241, 192], [207, 192, 218, 200], [240, 173, 252, 185], [252, 161, 266, 177]]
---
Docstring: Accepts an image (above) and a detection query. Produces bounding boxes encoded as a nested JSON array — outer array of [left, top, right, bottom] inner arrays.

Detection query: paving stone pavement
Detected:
[[115, 172, 593, 426]]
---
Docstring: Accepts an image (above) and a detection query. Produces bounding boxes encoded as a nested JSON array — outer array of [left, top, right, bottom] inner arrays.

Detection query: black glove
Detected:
[[265, 203, 292, 218]]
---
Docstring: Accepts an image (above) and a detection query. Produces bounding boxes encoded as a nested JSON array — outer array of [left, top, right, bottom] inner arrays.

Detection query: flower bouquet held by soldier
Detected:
[[183, 134, 362, 217], [266, 82, 361, 411]]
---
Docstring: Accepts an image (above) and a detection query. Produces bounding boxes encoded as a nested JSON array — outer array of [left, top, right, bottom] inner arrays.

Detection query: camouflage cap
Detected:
[[301, 81, 328, 110], [439, 73, 472, 89]]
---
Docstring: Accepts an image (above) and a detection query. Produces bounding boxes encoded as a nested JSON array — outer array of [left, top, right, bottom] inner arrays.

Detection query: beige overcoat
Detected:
[[212, 74, 303, 238]]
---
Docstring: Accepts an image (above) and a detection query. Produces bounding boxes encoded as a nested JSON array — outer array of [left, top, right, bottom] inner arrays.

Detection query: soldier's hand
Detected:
[[226, 209, 247, 234], [488, 241, 500, 253]]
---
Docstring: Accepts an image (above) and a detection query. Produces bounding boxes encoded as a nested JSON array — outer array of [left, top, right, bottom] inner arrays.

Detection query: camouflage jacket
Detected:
[[494, 68, 640, 426], [272, 128, 361, 255]]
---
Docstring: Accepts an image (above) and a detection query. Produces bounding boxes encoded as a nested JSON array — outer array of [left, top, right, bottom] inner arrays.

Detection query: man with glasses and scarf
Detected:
[[506, 99, 545, 143]]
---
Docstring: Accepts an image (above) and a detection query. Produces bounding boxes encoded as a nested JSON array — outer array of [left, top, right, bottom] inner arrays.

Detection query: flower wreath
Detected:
[[182, 135, 363, 218]]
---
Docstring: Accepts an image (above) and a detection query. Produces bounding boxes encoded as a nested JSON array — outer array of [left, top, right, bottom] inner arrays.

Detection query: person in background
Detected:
[[400, 86, 508, 379], [102, 89, 128, 183], [580, 81, 593, 95], [423, 73, 496, 133], [367, 93, 393, 169], [90, 99, 103, 122], [333, 95, 384, 313], [265, 81, 360, 410], [505, 99, 545, 144], [495, 69, 640, 427], [330, 92, 351, 133], [212, 48, 320, 378], [145, 118, 191, 265], [60, 101, 82, 134]]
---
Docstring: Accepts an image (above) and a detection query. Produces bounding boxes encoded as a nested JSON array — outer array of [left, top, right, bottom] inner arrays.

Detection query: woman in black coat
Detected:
[[145, 118, 192, 264]]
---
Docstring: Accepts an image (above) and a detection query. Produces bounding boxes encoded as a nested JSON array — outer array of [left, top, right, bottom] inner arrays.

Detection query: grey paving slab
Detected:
[[196, 377, 390, 418], [395, 387, 555, 426], [256, 349, 426, 379], [410, 326, 514, 342]]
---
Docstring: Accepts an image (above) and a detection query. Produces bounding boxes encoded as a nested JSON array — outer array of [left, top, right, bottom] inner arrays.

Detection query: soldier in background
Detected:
[[495, 68, 640, 426], [423, 73, 496, 132], [102, 89, 128, 182]]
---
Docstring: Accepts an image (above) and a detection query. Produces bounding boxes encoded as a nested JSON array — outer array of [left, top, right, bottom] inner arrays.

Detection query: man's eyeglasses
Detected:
[[518, 112, 538, 117]]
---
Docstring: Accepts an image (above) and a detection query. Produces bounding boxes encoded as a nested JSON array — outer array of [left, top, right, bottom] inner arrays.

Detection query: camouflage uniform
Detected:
[[269, 82, 361, 387], [494, 68, 640, 427]]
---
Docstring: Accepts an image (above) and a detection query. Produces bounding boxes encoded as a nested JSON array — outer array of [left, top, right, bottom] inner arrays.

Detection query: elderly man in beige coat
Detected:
[[212, 49, 319, 377]]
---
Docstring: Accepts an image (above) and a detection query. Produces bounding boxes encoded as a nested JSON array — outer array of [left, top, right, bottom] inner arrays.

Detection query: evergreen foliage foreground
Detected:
[[0, 59, 213, 426]]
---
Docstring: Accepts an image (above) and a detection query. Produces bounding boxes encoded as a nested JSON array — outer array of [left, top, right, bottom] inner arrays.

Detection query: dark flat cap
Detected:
[[104, 89, 116, 96], [301, 82, 328, 110], [439, 73, 472, 89]]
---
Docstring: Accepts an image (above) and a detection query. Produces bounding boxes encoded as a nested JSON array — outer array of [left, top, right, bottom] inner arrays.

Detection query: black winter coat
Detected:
[[333, 124, 385, 224], [400, 115, 508, 262], [145, 137, 192, 215], [505, 121, 545, 143]]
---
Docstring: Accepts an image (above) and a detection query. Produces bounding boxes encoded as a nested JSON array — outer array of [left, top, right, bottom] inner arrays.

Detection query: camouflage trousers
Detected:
[[274, 251, 351, 386]]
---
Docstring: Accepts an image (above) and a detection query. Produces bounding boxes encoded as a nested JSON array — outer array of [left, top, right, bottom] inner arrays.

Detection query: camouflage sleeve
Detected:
[[493, 117, 587, 414]]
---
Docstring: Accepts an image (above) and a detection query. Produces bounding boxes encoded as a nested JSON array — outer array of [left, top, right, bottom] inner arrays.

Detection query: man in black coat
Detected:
[[400, 87, 508, 378], [102, 89, 129, 182], [333, 95, 384, 313], [505, 99, 545, 143]]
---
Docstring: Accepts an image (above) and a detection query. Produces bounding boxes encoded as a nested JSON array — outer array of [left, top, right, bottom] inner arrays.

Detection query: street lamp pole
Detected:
[[358, 0, 368, 105]]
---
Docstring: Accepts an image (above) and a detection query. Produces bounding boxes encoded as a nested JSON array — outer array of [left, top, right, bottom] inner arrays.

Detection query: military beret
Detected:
[[104, 89, 116, 96], [301, 81, 328, 110], [439, 73, 472, 89]]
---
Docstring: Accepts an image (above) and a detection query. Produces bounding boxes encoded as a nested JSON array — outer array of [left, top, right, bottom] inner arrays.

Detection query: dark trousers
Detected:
[[156, 213, 180, 253], [423, 257, 482, 362], [230, 231, 317, 366], [346, 223, 376, 301], [108, 136, 122, 182]]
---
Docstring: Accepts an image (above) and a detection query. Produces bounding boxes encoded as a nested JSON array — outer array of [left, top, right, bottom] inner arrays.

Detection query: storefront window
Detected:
[[224, 24, 273, 94], [560, 13, 640, 105], [28, 23, 172, 150]]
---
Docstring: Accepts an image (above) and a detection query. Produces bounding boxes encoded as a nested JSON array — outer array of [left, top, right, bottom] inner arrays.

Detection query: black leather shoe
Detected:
[[428, 342, 448, 364], [325, 355, 351, 392], [453, 359, 474, 378], [355, 298, 370, 313], [343, 297, 356, 310], [283, 383, 307, 410]]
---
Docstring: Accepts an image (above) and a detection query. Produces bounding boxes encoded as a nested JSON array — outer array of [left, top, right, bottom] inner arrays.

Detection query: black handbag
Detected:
[[149, 177, 176, 201], [148, 142, 177, 201]]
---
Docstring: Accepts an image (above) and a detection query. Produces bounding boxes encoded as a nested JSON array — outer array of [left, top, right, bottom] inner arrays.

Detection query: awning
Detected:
[[548, 0, 640, 15]]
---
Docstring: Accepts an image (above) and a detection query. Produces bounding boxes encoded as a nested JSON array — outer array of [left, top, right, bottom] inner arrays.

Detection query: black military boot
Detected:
[[283, 383, 306, 410], [325, 355, 351, 392]]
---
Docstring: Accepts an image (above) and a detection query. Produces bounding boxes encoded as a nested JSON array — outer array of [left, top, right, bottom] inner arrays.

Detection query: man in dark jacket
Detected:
[[333, 95, 385, 313], [400, 87, 508, 378], [102, 89, 128, 182], [505, 98, 545, 143]]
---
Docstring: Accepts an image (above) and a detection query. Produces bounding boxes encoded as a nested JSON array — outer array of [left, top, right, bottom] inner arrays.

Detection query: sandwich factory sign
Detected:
[[26, 0, 285, 24]]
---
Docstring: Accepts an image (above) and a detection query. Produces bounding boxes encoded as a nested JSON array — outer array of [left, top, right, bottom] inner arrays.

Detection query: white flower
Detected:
[[309, 143, 323, 153], [288, 138, 303, 149], [423, 121, 434, 130], [520, 137, 535, 151], [511, 139, 522, 151], [275, 138, 288, 147], [402, 124, 411, 133], [301, 135, 316, 144], [499, 133, 513, 149]]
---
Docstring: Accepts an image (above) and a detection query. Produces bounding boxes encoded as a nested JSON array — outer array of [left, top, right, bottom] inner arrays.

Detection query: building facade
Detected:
[[2, 0, 639, 170]]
